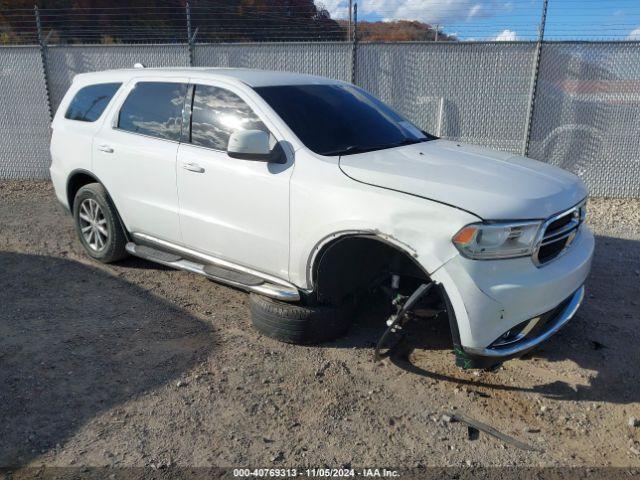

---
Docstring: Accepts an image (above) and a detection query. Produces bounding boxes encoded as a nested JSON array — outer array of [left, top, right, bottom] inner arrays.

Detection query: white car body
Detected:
[[50, 68, 594, 367]]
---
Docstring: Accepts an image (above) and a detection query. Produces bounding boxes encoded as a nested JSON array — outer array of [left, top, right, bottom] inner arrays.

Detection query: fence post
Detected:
[[522, 0, 549, 156], [350, 3, 358, 85], [186, 0, 194, 66], [347, 0, 352, 42], [34, 5, 53, 121]]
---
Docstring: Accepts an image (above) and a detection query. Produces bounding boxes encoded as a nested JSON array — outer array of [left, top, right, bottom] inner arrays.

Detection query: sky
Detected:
[[320, 0, 640, 41]]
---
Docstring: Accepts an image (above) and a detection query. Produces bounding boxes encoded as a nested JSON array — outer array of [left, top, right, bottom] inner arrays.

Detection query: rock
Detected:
[[540, 405, 548, 413], [628, 417, 640, 428], [441, 414, 455, 423], [271, 451, 285, 462], [315, 361, 331, 377], [176, 380, 187, 388], [524, 427, 541, 433]]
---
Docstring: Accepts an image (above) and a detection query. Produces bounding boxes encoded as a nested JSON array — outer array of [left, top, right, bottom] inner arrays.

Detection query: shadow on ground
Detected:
[[340, 234, 640, 405], [0, 252, 214, 468]]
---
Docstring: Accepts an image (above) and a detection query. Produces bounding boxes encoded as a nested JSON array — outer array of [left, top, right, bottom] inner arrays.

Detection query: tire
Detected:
[[73, 182, 128, 263], [249, 293, 353, 345]]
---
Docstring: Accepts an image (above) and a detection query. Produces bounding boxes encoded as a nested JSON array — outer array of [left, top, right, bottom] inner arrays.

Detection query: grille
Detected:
[[534, 203, 585, 266]]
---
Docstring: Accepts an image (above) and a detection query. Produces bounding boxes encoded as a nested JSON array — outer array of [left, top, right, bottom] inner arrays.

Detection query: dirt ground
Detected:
[[1, 181, 640, 471]]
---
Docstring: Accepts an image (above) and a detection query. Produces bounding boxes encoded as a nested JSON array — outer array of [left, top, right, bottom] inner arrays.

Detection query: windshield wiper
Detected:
[[322, 137, 432, 156], [320, 145, 374, 156]]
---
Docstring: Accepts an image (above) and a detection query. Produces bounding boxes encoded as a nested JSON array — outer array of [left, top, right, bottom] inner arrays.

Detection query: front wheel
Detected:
[[73, 183, 128, 263]]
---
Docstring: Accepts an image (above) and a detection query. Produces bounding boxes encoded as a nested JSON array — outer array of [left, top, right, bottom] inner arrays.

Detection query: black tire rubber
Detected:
[[73, 182, 129, 263], [249, 293, 353, 344]]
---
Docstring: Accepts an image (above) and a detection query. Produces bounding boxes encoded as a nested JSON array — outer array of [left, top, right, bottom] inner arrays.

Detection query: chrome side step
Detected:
[[125, 240, 300, 302]]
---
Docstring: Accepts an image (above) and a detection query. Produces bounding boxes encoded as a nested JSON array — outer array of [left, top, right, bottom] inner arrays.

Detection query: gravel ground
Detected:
[[1, 181, 639, 470]]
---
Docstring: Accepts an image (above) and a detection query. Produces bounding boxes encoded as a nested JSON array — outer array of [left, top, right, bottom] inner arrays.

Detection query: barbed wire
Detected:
[[1, 1, 640, 45]]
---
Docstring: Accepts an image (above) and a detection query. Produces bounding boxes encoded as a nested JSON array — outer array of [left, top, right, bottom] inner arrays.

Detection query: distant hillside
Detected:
[[344, 20, 457, 42], [0, 0, 345, 44]]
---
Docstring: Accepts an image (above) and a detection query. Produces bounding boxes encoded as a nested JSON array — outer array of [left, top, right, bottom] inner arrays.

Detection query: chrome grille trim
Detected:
[[541, 220, 580, 244], [533, 200, 586, 267]]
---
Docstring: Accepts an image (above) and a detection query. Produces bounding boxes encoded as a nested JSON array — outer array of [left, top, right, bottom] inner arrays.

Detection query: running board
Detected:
[[125, 241, 300, 302]]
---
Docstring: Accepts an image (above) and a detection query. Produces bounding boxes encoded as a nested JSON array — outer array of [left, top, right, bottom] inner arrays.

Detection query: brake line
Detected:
[[374, 282, 434, 361]]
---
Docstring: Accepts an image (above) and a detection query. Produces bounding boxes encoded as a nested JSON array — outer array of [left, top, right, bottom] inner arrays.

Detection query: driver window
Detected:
[[190, 84, 269, 151]]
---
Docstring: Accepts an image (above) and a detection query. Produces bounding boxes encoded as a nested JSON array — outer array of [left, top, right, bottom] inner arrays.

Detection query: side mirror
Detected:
[[227, 130, 286, 164]]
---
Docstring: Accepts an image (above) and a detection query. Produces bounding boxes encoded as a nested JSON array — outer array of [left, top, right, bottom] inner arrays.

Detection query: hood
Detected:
[[339, 139, 587, 220]]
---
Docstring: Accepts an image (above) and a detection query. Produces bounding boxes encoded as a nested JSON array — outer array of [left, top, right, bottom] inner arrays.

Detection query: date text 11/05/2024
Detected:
[[233, 468, 400, 477]]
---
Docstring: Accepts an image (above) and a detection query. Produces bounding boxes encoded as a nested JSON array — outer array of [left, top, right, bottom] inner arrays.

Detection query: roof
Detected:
[[74, 67, 344, 88]]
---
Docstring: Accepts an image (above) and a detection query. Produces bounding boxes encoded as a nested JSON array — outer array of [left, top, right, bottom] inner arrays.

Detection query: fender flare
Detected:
[[305, 229, 429, 292]]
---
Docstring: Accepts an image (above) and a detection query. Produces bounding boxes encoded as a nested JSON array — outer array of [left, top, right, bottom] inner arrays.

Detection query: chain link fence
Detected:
[[357, 42, 537, 154], [528, 42, 640, 197], [0, 41, 639, 197], [194, 42, 352, 82], [0, 46, 52, 179]]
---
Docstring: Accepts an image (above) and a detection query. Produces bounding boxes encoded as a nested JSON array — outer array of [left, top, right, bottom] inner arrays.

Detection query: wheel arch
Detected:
[[66, 169, 101, 210], [308, 231, 433, 305], [66, 169, 130, 240]]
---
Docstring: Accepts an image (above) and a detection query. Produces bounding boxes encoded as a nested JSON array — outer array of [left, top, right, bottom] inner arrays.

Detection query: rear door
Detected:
[[93, 77, 189, 243], [176, 80, 293, 279]]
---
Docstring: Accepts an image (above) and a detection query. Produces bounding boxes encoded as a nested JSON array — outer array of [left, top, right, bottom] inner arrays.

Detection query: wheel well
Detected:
[[313, 236, 431, 306], [67, 171, 99, 210]]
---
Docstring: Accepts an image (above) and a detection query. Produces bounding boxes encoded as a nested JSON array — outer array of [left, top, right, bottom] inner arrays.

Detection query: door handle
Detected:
[[97, 144, 114, 153], [182, 162, 205, 173]]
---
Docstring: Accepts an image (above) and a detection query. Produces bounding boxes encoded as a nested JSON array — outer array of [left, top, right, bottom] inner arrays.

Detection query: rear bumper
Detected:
[[430, 225, 594, 362]]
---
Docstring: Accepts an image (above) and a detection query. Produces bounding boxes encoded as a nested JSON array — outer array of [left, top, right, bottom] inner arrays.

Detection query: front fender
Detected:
[[288, 149, 479, 290]]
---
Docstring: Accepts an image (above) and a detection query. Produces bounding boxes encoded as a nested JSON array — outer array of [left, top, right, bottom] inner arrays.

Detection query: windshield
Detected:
[[254, 84, 435, 156]]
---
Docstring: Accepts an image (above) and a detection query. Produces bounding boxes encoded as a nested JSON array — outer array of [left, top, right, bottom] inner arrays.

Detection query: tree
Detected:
[[0, 0, 346, 44]]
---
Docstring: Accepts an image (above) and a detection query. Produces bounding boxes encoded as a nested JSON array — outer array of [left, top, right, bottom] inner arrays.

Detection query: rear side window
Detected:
[[190, 84, 268, 151], [65, 83, 121, 122], [118, 82, 187, 142]]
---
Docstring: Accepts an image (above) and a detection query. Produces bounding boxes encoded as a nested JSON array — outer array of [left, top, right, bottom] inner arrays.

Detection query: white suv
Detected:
[[50, 68, 594, 369]]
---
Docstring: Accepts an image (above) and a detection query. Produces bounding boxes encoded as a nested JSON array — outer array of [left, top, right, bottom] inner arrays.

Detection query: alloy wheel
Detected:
[[78, 198, 109, 251]]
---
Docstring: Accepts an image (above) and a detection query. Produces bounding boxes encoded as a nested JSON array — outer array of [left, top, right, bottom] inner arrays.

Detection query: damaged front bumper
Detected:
[[429, 225, 594, 369], [457, 285, 584, 368]]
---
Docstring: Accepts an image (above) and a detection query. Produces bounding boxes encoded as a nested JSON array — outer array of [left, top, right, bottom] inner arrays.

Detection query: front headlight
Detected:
[[452, 221, 542, 260]]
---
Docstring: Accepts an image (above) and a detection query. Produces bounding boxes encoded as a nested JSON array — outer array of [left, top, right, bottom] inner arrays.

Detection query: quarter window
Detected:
[[118, 82, 187, 142], [65, 83, 121, 122], [190, 84, 268, 151]]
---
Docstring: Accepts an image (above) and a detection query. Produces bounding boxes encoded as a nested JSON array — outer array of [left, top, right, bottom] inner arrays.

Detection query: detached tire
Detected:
[[249, 294, 352, 344]]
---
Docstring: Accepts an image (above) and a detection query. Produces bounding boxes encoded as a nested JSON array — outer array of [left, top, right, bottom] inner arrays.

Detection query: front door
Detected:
[[93, 78, 189, 243], [176, 81, 292, 279]]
